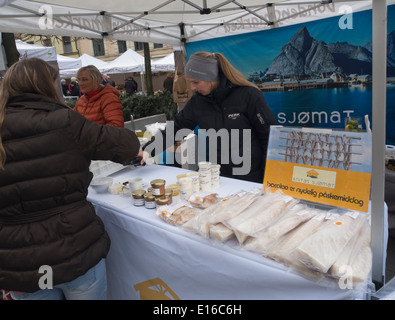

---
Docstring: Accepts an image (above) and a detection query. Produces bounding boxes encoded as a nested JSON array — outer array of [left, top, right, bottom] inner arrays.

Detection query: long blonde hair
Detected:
[[192, 51, 259, 90], [0, 58, 61, 170]]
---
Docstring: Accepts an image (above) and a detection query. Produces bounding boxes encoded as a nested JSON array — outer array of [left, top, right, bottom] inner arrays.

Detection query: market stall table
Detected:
[[88, 164, 369, 300]]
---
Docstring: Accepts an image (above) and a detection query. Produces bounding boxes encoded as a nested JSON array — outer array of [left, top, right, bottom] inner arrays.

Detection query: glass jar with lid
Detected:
[[144, 192, 156, 209], [132, 189, 146, 206], [150, 179, 166, 197]]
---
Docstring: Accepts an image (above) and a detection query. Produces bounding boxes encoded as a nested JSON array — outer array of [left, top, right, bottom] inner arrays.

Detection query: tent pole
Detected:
[[371, 0, 387, 289]]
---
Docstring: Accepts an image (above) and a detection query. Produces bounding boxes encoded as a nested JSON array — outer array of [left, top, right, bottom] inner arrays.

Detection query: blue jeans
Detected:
[[11, 259, 107, 300]]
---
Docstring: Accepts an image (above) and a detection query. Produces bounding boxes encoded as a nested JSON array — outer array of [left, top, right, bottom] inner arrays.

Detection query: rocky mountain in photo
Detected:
[[266, 26, 381, 77]]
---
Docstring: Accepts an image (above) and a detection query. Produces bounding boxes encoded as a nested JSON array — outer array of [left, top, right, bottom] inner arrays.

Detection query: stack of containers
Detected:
[[211, 164, 220, 188], [186, 171, 200, 193], [178, 176, 193, 200], [198, 161, 212, 191]]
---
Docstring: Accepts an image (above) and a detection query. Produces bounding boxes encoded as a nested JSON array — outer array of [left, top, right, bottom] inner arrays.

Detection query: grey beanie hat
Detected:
[[184, 55, 219, 82]]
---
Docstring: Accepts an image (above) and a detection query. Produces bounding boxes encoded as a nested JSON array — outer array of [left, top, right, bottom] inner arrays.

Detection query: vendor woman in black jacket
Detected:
[[144, 51, 276, 183]]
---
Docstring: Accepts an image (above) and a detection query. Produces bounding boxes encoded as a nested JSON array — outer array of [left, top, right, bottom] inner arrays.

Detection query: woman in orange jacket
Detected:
[[74, 65, 124, 127]]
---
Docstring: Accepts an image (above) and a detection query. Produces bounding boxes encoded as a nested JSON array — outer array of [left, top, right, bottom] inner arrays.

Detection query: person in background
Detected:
[[142, 51, 276, 183], [0, 57, 144, 300], [68, 81, 81, 97], [68, 76, 78, 92], [163, 73, 174, 92], [60, 79, 69, 96], [74, 65, 124, 127], [124, 76, 138, 95], [102, 73, 110, 86]]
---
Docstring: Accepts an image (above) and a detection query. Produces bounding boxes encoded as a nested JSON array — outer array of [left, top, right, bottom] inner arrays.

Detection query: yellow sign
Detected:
[[134, 278, 180, 300], [263, 127, 372, 212], [263, 159, 371, 212]]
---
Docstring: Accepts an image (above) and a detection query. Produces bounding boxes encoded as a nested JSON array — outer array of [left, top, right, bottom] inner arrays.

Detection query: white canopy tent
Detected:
[[152, 52, 175, 71], [0, 0, 387, 45], [59, 53, 108, 77], [100, 48, 146, 74], [0, 0, 390, 289], [56, 53, 81, 70], [15, 39, 56, 61], [15, 39, 81, 69], [13, 39, 65, 98], [78, 53, 108, 68]]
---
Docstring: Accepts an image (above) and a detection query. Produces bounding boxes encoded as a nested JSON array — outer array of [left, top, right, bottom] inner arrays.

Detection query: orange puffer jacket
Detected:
[[74, 84, 124, 127]]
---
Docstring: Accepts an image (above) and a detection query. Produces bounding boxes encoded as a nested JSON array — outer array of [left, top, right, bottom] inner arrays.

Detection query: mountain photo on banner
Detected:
[[186, 4, 395, 145]]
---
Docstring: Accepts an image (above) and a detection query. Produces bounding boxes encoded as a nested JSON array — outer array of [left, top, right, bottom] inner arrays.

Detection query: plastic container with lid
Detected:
[[198, 161, 212, 172], [186, 172, 200, 192], [176, 174, 186, 183], [167, 184, 179, 197]]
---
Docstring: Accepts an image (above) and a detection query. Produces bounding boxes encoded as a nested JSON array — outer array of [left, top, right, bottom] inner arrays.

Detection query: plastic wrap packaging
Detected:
[[169, 185, 374, 285], [182, 193, 241, 236], [209, 223, 234, 242], [330, 219, 372, 284], [293, 211, 368, 274], [224, 191, 297, 244], [243, 203, 317, 255], [266, 211, 327, 265], [155, 202, 199, 226], [188, 192, 220, 209]]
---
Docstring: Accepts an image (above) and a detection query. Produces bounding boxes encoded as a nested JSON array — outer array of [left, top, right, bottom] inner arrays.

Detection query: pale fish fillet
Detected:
[[330, 220, 372, 283], [188, 192, 260, 237], [182, 194, 241, 235], [189, 193, 220, 209], [209, 223, 234, 242], [167, 206, 199, 225], [207, 192, 261, 224], [350, 227, 372, 283], [243, 204, 317, 255], [329, 223, 361, 278], [294, 211, 368, 273], [227, 194, 296, 243], [224, 192, 284, 231], [266, 211, 327, 264]]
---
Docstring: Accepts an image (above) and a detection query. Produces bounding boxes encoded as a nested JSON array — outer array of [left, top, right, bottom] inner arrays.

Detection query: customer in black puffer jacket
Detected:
[[143, 52, 276, 183], [0, 58, 143, 299]]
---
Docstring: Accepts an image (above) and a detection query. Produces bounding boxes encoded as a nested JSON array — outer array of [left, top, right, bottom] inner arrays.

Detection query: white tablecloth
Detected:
[[88, 164, 365, 300]]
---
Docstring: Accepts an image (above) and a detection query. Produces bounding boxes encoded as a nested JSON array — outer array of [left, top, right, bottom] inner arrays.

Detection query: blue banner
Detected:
[[186, 5, 395, 145]]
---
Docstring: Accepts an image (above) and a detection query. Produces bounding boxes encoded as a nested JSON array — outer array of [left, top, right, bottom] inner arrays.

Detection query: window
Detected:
[[134, 42, 144, 51], [118, 40, 127, 54], [153, 43, 163, 49], [43, 38, 52, 47], [62, 36, 72, 53], [92, 39, 105, 56]]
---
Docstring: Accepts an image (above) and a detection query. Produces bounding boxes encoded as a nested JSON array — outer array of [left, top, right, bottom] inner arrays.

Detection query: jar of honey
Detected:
[[155, 196, 171, 207], [144, 192, 156, 209], [132, 189, 146, 206], [150, 179, 166, 197]]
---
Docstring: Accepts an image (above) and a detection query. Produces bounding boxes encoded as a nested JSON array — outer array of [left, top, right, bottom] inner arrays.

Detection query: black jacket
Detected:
[[125, 79, 138, 94], [175, 80, 276, 182], [144, 78, 276, 183], [0, 93, 140, 292]]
